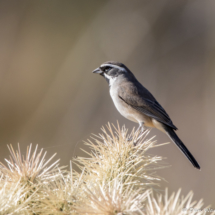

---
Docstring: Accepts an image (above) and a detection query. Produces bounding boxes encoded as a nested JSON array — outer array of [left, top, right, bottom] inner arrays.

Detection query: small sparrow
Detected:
[[93, 61, 200, 169]]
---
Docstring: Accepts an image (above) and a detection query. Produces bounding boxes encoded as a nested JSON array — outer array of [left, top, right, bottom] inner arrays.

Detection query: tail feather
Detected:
[[164, 126, 200, 169]]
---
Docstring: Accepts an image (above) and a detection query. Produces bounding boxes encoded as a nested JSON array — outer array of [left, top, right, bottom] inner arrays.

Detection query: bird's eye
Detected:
[[105, 67, 111, 72]]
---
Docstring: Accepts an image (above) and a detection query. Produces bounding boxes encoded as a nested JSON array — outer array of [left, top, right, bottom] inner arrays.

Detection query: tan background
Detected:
[[0, 0, 214, 206]]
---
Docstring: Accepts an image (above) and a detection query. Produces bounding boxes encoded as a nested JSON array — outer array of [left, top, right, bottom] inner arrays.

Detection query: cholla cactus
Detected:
[[0, 123, 213, 215], [0, 144, 65, 214], [74, 123, 165, 191], [145, 188, 215, 215], [76, 177, 149, 215], [0, 143, 63, 184], [32, 162, 82, 215], [0, 179, 38, 215]]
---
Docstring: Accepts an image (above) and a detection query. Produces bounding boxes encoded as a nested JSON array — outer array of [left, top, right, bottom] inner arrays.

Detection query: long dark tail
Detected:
[[164, 126, 200, 169]]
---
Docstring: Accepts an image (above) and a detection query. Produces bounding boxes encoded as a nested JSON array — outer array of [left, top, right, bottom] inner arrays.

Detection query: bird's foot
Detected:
[[140, 126, 146, 133]]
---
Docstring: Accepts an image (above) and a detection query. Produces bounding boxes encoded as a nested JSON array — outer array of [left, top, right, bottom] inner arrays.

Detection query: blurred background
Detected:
[[0, 0, 214, 206]]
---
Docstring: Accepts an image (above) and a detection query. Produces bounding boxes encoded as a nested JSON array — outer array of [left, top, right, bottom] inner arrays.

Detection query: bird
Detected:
[[92, 61, 200, 169]]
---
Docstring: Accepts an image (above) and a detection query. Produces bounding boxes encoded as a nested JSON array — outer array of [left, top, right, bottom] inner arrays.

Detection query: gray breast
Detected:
[[109, 82, 154, 126], [109, 85, 138, 123]]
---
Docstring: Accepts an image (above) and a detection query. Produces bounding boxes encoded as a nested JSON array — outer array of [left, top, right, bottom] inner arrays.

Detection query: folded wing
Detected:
[[118, 82, 177, 130]]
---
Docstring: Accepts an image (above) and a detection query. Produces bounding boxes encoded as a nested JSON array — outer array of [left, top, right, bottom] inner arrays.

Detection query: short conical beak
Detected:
[[92, 67, 103, 74]]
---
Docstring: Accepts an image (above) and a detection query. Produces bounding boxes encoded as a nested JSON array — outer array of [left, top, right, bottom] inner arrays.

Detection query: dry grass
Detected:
[[0, 123, 213, 214]]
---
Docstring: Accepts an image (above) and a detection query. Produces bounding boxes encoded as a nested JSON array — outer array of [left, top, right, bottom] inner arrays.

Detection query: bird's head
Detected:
[[92, 61, 134, 86]]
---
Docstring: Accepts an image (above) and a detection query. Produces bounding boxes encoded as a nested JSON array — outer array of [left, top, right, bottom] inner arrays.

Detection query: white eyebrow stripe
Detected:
[[101, 64, 126, 72]]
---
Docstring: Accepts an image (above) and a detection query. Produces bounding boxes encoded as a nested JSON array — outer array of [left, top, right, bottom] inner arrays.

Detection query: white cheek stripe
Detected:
[[101, 63, 126, 72], [104, 73, 111, 79], [104, 73, 117, 86]]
